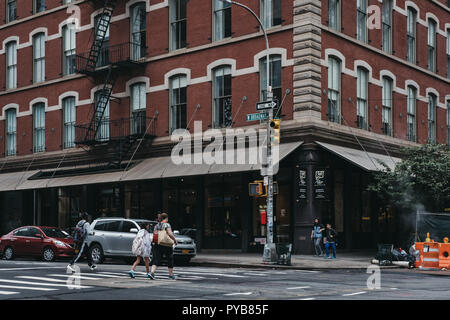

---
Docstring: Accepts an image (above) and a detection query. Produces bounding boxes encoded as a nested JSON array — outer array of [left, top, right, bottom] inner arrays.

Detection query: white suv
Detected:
[[86, 218, 196, 264]]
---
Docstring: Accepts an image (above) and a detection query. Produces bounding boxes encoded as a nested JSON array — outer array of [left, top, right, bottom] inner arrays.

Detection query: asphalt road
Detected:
[[0, 258, 449, 300]]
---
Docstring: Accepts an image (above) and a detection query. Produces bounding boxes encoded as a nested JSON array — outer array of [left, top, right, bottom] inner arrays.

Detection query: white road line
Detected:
[[0, 284, 57, 291], [294, 270, 320, 273], [224, 292, 253, 296], [82, 273, 123, 278], [390, 288, 398, 290], [0, 291, 19, 295], [175, 271, 247, 278], [0, 279, 92, 289], [0, 267, 63, 272], [47, 274, 102, 281], [17, 276, 69, 283], [243, 273, 266, 276], [299, 297, 316, 300], [92, 271, 128, 276], [287, 286, 311, 290], [342, 291, 366, 296]]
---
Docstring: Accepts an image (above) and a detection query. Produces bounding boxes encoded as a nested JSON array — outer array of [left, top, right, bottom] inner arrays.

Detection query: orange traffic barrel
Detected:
[[415, 242, 424, 268], [439, 243, 450, 269], [421, 242, 440, 268]]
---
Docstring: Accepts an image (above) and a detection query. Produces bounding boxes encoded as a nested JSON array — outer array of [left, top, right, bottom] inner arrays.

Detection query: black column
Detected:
[[240, 172, 252, 253], [344, 166, 353, 251], [293, 146, 323, 254], [195, 176, 204, 251]]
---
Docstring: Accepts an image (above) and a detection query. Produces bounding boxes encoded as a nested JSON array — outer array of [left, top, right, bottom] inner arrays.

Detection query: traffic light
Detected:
[[270, 119, 280, 145], [249, 181, 264, 197]]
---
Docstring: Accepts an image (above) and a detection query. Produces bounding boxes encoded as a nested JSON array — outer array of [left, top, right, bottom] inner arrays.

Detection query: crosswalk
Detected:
[[0, 267, 287, 298]]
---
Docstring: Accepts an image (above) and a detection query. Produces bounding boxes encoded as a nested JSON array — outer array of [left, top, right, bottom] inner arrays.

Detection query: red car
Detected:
[[0, 226, 75, 262]]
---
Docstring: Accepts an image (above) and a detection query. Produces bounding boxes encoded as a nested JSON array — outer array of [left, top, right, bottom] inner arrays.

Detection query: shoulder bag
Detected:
[[157, 223, 175, 247]]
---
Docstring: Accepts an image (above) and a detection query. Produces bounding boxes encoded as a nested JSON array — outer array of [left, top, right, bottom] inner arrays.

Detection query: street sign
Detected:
[[246, 113, 268, 121], [256, 101, 277, 111]]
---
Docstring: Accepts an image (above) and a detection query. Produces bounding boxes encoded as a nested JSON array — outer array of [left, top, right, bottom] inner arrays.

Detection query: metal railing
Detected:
[[75, 114, 156, 146], [76, 42, 147, 73]]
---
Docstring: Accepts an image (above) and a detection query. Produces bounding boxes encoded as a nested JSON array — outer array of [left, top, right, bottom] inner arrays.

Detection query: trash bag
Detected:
[[392, 248, 409, 261], [376, 244, 393, 262]]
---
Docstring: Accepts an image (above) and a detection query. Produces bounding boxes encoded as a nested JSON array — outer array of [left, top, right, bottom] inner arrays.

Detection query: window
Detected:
[[130, 83, 146, 135], [447, 30, 450, 78], [94, 91, 110, 142], [260, 55, 282, 114], [120, 221, 138, 233], [33, 103, 45, 153], [356, 67, 368, 130], [428, 19, 437, 72], [213, 0, 232, 41], [170, 0, 187, 50], [6, 109, 17, 156], [447, 100, 450, 146], [406, 8, 417, 64], [63, 24, 76, 75], [261, 0, 282, 29], [33, 0, 45, 13], [131, 3, 146, 60], [6, 0, 17, 23], [170, 75, 187, 133], [382, 77, 393, 136], [328, 0, 340, 31], [382, 0, 392, 53], [407, 86, 416, 142], [357, 0, 368, 43], [327, 57, 341, 123], [94, 14, 110, 67], [63, 0, 74, 4], [213, 67, 232, 128], [14, 228, 30, 237], [33, 33, 45, 83], [428, 94, 436, 143], [6, 41, 17, 89], [63, 97, 76, 149]]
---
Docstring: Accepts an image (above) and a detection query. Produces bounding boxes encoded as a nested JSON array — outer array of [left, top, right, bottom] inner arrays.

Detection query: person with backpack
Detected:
[[67, 212, 97, 272], [128, 223, 152, 279], [148, 213, 178, 280], [310, 218, 325, 256], [324, 223, 337, 259]]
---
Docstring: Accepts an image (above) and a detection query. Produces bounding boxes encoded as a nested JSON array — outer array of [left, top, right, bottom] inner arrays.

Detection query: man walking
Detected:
[[67, 212, 97, 272], [310, 218, 324, 256], [324, 223, 337, 259]]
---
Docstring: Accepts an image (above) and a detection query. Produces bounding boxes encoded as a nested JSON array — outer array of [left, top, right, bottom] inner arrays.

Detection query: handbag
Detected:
[[157, 223, 175, 247]]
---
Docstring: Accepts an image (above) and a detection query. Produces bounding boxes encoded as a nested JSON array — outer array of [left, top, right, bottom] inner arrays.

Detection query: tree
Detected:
[[368, 143, 450, 212]]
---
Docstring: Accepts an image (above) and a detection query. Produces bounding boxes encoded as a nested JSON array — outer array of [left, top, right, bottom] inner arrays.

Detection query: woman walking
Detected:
[[149, 213, 178, 280], [128, 223, 152, 278]]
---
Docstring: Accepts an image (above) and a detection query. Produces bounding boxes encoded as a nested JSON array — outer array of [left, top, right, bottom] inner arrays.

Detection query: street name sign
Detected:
[[256, 101, 277, 111], [246, 113, 268, 121]]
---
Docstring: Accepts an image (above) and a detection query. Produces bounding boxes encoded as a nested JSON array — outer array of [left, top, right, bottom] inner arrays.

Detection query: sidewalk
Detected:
[[189, 250, 396, 270]]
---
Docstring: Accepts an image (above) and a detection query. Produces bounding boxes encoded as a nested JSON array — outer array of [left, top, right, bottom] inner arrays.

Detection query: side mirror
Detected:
[[174, 230, 180, 235], [130, 228, 138, 233]]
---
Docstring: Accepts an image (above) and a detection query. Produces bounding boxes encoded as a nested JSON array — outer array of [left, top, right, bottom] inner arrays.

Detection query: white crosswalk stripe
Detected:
[[0, 279, 93, 289], [0, 291, 19, 295], [0, 284, 57, 291], [47, 274, 103, 281]]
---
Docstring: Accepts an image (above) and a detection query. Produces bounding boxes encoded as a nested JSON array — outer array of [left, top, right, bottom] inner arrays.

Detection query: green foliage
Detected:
[[368, 143, 450, 212]]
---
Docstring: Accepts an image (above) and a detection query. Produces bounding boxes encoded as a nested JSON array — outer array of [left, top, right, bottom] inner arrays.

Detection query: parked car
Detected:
[[85, 217, 196, 265], [0, 226, 75, 262]]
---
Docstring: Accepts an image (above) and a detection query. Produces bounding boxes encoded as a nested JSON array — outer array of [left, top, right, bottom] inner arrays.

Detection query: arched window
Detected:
[[33, 0, 45, 14], [130, 82, 147, 135], [170, 0, 187, 50], [428, 19, 437, 72], [6, 41, 17, 89], [170, 75, 187, 133], [5, 108, 17, 156], [447, 100, 450, 146], [328, 56, 341, 123], [406, 7, 417, 64], [33, 33, 45, 83], [382, 0, 393, 53], [356, 67, 369, 130], [63, 97, 76, 149], [406, 86, 417, 142], [33, 103, 45, 153], [6, 0, 17, 23], [94, 14, 110, 66], [213, 66, 232, 128], [213, 0, 231, 41], [428, 93, 437, 143], [260, 54, 282, 115], [63, 24, 76, 75], [94, 91, 110, 142], [382, 76, 393, 136], [130, 2, 146, 59], [356, 0, 368, 43], [261, 0, 282, 29]]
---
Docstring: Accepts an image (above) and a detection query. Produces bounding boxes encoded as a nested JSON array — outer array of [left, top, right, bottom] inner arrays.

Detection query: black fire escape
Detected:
[[75, 0, 156, 169]]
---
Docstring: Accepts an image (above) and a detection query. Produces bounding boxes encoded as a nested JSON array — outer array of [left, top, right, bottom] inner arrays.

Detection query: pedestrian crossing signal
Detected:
[[249, 182, 264, 196], [270, 119, 280, 145]]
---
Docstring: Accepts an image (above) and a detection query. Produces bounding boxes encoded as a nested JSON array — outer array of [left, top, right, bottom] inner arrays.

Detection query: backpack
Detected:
[[72, 221, 86, 245], [132, 229, 145, 256]]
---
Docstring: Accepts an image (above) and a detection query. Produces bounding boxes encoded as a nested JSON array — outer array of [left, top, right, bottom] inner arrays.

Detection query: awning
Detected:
[[0, 141, 303, 191], [316, 141, 401, 171]]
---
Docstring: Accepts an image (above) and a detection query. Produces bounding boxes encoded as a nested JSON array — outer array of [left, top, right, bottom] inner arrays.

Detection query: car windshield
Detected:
[[137, 221, 155, 231], [41, 228, 69, 238]]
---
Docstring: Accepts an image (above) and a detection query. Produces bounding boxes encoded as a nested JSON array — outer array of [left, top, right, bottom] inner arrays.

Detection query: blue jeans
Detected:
[[313, 237, 323, 255], [325, 242, 336, 258]]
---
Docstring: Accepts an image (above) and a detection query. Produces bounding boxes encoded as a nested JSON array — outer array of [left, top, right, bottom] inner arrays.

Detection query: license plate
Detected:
[[182, 249, 189, 254]]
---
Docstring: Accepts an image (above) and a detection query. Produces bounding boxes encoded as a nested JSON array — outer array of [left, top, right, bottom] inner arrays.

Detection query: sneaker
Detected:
[[128, 270, 135, 279], [66, 264, 76, 273], [168, 275, 176, 280], [89, 265, 97, 271], [327, 256, 332, 259], [148, 273, 155, 280]]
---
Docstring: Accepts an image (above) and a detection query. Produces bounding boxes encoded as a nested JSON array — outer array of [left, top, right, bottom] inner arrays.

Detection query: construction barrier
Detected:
[[439, 243, 450, 269]]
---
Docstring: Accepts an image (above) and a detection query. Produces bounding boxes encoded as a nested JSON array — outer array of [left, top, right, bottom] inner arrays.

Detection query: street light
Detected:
[[220, 0, 277, 263]]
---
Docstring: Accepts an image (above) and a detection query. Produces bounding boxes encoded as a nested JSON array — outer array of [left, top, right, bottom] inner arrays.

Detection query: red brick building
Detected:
[[0, 0, 448, 254]]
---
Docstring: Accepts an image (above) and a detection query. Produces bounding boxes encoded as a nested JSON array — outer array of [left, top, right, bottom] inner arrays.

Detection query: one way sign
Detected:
[[256, 101, 277, 111]]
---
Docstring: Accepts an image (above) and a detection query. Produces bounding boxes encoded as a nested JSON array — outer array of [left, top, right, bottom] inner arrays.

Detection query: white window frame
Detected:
[[428, 19, 437, 72], [328, 56, 341, 123], [130, 2, 147, 60], [33, 33, 45, 83], [63, 24, 76, 75], [328, 0, 341, 31], [407, 86, 416, 142], [261, 0, 282, 29], [63, 97, 76, 149], [6, 0, 17, 23], [213, 66, 232, 128], [94, 91, 110, 142], [131, 82, 147, 135], [382, 77, 393, 136], [213, 0, 232, 41], [6, 41, 17, 90], [382, 0, 393, 54], [406, 8, 417, 64], [428, 94, 437, 143], [170, 0, 187, 51], [356, 67, 368, 130], [357, 0, 368, 43], [33, 103, 46, 153], [169, 75, 187, 134], [33, 0, 45, 14], [5, 108, 17, 156]]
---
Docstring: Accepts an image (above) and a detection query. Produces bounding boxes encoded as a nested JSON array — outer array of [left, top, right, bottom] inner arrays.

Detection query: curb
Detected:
[[189, 260, 402, 271]]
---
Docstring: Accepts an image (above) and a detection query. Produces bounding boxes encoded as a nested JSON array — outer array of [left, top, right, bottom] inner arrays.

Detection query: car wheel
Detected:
[[89, 244, 104, 265], [42, 247, 55, 262], [3, 247, 14, 260]]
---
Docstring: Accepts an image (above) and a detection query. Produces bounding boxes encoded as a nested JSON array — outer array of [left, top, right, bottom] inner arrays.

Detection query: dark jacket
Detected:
[[325, 228, 337, 243]]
